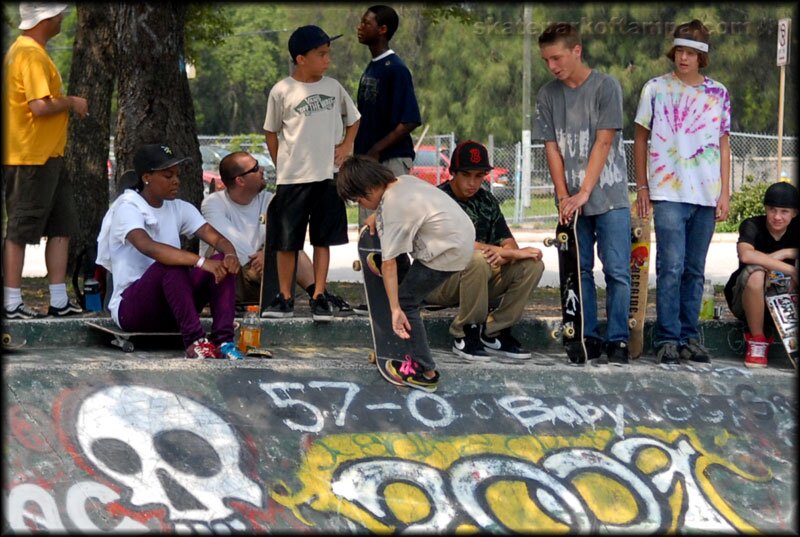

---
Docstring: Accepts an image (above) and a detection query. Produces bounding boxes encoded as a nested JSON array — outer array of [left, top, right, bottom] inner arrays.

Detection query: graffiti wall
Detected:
[[3, 364, 796, 533]]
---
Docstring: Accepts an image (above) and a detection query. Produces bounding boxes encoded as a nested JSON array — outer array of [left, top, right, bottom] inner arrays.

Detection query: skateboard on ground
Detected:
[[2, 333, 26, 351], [544, 216, 588, 364], [353, 225, 412, 386], [258, 246, 297, 317], [628, 205, 652, 359], [87, 321, 239, 353], [765, 272, 798, 369]]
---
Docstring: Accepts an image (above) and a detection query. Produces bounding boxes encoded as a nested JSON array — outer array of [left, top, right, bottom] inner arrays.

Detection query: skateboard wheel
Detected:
[[633, 227, 642, 239], [544, 237, 554, 247], [563, 326, 575, 338], [121, 341, 134, 353], [557, 232, 569, 243], [352, 260, 362, 272], [2, 333, 10, 345], [550, 328, 560, 340], [628, 318, 637, 329], [368, 351, 376, 364]]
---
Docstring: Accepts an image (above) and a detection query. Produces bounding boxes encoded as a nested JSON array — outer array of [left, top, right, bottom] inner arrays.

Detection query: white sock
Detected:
[[4, 287, 22, 311], [49, 283, 68, 308]]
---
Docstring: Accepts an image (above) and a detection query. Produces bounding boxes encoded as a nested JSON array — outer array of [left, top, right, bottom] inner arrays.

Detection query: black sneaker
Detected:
[[4, 303, 45, 320], [679, 338, 711, 363], [606, 340, 630, 364], [47, 300, 84, 317], [657, 343, 680, 365], [325, 291, 353, 314], [386, 357, 439, 392], [452, 323, 491, 361], [480, 326, 531, 360], [261, 294, 294, 318], [310, 294, 334, 322], [585, 337, 607, 364], [352, 304, 369, 316]]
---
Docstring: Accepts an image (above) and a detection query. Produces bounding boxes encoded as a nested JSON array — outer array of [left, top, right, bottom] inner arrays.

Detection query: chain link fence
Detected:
[[193, 132, 796, 227]]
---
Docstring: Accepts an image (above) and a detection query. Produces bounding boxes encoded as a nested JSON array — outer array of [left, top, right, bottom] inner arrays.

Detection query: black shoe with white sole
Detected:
[[480, 326, 531, 360], [452, 323, 491, 361]]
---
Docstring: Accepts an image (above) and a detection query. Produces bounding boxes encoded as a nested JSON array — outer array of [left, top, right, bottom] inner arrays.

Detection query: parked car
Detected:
[[200, 144, 231, 194], [410, 145, 511, 197]]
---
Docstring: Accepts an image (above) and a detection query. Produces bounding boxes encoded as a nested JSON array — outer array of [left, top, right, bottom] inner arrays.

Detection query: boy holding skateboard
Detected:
[[200, 151, 353, 313], [724, 182, 798, 368], [337, 155, 475, 392], [426, 140, 544, 361], [263, 25, 360, 322], [534, 23, 632, 364], [633, 19, 731, 365]]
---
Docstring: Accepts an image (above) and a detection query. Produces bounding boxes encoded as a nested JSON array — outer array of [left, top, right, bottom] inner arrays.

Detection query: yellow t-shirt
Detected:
[[2, 36, 68, 165]]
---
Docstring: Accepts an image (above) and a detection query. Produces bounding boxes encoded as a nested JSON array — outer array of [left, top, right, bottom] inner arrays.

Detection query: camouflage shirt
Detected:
[[439, 182, 512, 246]]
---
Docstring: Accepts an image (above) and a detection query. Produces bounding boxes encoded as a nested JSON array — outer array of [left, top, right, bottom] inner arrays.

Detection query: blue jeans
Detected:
[[652, 201, 716, 347], [576, 208, 631, 343]]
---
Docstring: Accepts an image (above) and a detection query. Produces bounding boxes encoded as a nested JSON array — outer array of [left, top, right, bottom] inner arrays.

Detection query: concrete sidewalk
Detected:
[[23, 228, 742, 287]]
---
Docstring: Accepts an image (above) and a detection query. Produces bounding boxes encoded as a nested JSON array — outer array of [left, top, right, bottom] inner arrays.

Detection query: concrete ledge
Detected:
[[2, 314, 786, 362]]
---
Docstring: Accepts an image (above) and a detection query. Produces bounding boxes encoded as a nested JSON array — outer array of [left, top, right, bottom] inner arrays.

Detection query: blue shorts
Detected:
[[266, 179, 348, 251]]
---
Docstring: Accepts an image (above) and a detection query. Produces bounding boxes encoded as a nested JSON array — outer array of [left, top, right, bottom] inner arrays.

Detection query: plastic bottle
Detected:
[[238, 305, 262, 353], [84, 278, 102, 312], [699, 279, 715, 320]]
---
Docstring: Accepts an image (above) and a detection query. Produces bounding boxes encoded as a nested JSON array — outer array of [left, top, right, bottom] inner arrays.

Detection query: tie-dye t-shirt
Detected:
[[634, 72, 731, 207]]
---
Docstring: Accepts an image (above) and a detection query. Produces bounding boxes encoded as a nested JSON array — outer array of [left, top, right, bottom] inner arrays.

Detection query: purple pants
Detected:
[[118, 253, 236, 348]]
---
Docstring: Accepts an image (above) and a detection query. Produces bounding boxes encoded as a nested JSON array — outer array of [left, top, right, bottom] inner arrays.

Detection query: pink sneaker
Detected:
[[186, 337, 218, 359], [744, 333, 770, 368]]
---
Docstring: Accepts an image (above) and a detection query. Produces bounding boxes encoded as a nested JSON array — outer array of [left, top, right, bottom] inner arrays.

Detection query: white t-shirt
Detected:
[[377, 175, 475, 272], [263, 76, 360, 185], [634, 72, 731, 207], [105, 198, 206, 325], [200, 189, 273, 266]]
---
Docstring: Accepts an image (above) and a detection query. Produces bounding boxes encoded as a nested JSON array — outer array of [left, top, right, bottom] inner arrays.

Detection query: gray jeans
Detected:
[[398, 261, 456, 371]]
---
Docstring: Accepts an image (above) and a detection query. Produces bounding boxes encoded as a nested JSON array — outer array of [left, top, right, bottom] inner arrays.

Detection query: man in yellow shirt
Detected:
[[3, 3, 89, 319]]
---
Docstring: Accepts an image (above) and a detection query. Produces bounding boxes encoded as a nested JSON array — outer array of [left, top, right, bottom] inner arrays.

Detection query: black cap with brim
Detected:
[[763, 181, 799, 209], [134, 144, 191, 179]]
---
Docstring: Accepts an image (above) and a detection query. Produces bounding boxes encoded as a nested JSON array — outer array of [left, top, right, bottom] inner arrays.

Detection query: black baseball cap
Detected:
[[763, 181, 799, 209], [288, 25, 342, 61], [134, 144, 190, 179], [449, 140, 492, 174]]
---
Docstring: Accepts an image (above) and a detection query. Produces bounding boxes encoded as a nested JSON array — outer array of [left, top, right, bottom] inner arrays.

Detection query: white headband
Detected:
[[673, 38, 709, 53]]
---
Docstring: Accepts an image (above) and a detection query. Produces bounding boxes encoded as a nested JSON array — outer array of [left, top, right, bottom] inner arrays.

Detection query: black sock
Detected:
[[305, 284, 315, 298]]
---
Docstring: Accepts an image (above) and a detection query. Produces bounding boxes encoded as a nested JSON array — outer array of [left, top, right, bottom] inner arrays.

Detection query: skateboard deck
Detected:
[[765, 272, 798, 369], [87, 321, 239, 353], [544, 216, 588, 364], [258, 246, 298, 317], [354, 225, 412, 386], [2, 333, 26, 351], [628, 206, 652, 359]]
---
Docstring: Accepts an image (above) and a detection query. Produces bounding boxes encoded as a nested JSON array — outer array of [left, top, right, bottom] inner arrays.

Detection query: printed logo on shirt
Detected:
[[358, 76, 378, 104], [294, 94, 336, 116]]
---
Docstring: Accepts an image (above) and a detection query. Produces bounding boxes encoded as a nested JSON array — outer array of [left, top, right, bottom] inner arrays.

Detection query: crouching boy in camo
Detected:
[[336, 155, 475, 392]]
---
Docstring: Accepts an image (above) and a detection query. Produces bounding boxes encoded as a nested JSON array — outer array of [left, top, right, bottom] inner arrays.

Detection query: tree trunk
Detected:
[[64, 3, 118, 276], [114, 3, 203, 210]]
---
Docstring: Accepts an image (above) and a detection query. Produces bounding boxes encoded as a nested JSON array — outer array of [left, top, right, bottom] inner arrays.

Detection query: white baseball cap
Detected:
[[18, 3, 69, 31]]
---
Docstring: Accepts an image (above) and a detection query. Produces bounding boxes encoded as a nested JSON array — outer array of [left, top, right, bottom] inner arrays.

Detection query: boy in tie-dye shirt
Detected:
[[633, 19, 731, 365]]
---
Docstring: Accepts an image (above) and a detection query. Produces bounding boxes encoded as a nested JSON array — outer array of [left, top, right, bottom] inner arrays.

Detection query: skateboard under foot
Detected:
[[765, 271, 798, 369]]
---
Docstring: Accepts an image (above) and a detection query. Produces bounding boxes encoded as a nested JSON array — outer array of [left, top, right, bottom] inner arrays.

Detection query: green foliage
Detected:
[[716, 176, 770, 232], [184, 4, 234, 64], [227, 133, 264, 152]]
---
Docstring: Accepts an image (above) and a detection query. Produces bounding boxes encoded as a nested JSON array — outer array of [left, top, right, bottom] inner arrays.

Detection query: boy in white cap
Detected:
[[633, 19, 732, 365], [3, 3, 89, 319]]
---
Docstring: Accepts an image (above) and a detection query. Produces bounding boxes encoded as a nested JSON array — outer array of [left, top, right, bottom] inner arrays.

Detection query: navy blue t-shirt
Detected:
[[354, 52, 421, 161]]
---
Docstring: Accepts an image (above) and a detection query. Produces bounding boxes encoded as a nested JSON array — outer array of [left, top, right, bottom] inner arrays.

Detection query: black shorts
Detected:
[[266, 179, 348, 251], [3, 157, 77, 244]]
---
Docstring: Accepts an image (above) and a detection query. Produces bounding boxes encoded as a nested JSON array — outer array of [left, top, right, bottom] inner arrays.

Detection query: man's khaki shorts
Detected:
[[3, 157, 77, 244], [729, 264, 767, 320]]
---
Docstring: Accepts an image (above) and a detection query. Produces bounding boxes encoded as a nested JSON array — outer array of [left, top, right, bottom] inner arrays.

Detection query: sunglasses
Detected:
[[240, 162, 260, 177]]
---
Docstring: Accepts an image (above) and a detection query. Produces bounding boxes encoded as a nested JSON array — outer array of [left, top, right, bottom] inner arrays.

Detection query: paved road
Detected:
[[24, 229, 741, 287]]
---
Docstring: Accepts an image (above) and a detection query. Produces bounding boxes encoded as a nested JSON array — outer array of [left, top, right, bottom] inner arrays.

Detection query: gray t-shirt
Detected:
[[532, 70, 629, 216]]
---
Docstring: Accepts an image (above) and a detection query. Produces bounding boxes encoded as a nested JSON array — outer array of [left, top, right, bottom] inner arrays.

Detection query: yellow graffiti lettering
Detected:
[[485, 481, 569, 533], [572, 473, 638, 525], [384, 483, 430, 524], [636, 446, 671, 474]]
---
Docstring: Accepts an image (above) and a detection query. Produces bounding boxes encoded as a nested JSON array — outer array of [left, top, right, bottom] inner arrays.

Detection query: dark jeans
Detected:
[[398, 261, 457, 371]]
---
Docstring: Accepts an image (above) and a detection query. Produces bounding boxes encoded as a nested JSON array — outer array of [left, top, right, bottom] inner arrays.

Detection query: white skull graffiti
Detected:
[[76, 385, 262, 530]]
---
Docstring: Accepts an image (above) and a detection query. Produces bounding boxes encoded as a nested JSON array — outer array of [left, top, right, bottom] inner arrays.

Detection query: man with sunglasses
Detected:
[[201, 151, 354, 313]]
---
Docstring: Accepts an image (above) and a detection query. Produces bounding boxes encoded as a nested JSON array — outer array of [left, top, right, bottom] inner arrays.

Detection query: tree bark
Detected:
[[64, 3, 117, 276], [114, 3, 203, 210]]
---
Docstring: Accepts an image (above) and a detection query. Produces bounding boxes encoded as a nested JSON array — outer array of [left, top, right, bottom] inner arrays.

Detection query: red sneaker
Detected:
[[744, 333, 770, 368]]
